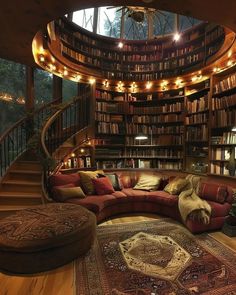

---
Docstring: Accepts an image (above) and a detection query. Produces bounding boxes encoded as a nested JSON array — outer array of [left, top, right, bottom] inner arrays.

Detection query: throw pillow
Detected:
[[133, 174, 161, 191], [79, 170, 104, 195], [198, 182, 228, 204], [92, 177, 115, 195], [164, 177, 189, 195], [105, 173, 122, 191], [54, 184, 86, 202], [52, 183, 83, 202]]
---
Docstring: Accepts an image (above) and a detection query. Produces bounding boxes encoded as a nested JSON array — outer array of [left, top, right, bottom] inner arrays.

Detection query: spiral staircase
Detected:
[[0, 89, 93, 217]]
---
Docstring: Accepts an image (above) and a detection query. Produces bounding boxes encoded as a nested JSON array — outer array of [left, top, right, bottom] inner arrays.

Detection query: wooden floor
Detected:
[[1, 213, 236, 295]]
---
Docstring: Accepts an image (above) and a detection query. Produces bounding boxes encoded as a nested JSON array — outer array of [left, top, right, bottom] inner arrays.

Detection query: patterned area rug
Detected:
[[76, 219, 236, 295]]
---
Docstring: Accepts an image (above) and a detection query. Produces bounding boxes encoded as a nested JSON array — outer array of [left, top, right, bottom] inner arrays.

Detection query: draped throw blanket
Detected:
[[178, 175, 212, 224]]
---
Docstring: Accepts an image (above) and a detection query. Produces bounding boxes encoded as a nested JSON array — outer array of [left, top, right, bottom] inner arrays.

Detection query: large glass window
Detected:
[[97, 7, 121, 38], [73, 8, 94, 32], [34, 68, 53, 108], [63, 79, 77, 102], [0, 58, 25, 135], [71, 6, 203, 40]]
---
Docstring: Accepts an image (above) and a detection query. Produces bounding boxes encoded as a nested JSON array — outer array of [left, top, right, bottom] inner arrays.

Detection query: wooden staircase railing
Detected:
[[41, 91, 93, 179], [0, 99, 61, 178]]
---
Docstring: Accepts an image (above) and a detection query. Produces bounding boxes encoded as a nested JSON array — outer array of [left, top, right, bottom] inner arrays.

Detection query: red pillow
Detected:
[[49, 173, 80, 187], [92, 177, 115, 195], [198, 182, 228, 204]]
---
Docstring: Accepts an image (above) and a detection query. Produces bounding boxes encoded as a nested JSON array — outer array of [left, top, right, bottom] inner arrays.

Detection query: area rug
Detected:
[[76, 219, 236, 295]]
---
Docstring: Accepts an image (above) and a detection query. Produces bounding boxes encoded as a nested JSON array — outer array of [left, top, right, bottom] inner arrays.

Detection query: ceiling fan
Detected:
[[107, 6, 157, 23]]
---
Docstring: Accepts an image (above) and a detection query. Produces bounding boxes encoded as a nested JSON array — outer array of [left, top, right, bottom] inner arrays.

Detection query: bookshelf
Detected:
[[184, 80, 210, 174], [210, 69, 236, 177], [61, 146, 94, 170], [94, 88, 185, 170], [55, 17, 225, 82]]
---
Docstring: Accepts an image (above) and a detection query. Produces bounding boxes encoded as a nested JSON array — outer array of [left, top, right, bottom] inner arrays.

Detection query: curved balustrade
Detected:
[[41, 92, 92, 175], [0, 99, 61, 178]]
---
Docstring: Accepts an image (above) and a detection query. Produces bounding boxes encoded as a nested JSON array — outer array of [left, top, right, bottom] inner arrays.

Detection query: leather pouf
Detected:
[[0, 203, 96, 274]]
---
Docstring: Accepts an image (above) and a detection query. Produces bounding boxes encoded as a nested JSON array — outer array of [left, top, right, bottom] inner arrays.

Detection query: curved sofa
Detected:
[[49, 170, 234, 233]]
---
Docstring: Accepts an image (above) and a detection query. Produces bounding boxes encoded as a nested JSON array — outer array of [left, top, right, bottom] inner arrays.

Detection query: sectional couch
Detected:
[[48, 170, 234, 233]]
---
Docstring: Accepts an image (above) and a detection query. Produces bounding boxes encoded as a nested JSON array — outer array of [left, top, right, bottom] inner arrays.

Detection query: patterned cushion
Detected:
[[199, 182, 228, 204], [105, 173, 122, 191], [164, 178, 189, 195], [79, 170, 104, 195], [0, 203, 93, 251], [133, 174, 161, 191]]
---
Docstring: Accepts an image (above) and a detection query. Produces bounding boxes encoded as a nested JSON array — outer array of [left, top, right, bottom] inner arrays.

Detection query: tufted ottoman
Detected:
[[0, 203, 96, 274]]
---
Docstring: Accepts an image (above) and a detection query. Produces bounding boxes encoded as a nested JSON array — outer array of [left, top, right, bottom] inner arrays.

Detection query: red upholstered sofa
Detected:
[[49, 170, 234, 233]]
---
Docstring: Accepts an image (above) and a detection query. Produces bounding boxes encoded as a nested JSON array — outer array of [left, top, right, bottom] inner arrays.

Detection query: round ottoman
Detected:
[[0, 203, 96, 274]]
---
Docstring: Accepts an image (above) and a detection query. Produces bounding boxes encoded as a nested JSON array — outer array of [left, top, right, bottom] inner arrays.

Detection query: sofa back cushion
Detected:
[[92, 177, 115, 195], [198, 182, 228, 204], [53, 185, 86, 202], [49, 173, 81, 187], [133, 174, 161, 191], [105, 173, 122, 191]]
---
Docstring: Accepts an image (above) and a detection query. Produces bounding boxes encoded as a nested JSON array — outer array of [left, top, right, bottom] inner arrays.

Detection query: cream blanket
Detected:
[[178, 175, 212, 224]]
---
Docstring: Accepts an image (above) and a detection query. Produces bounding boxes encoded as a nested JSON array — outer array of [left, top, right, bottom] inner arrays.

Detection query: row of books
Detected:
[[214, 74, 236, 94], [63, 41, 207, 77], [186, 95, 209, 113], [121, 53, 162, 62], [186, 125, 208, 141], [211, 132, 236, 144], [62, 156, 91, 169], [212, 109, 236, 127], [211, 148, 231, 161], [131, 114, 183, 124], [125, 124, 184, 138], [97, 122, 125, 134], [125, 149, 182, 157], [96, 102, 127, 113], [185, 113, 208, 125], [212, 94, 236, 110], [156, 161, 182, 170], [95, 113, 123, 123], [95, 148, 122, 157], [210, 163, 230, 175], [128, 102, 184, 115]]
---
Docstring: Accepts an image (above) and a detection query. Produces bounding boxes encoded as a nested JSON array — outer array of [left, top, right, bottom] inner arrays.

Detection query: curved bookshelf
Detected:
[[54, 18, 225, 82]]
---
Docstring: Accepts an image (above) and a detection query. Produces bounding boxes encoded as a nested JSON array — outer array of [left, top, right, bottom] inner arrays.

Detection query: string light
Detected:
[[173, 32, 181, 42], [63, 68, 68, 76], [89, 78, 96, 84], [117, 81, 123, 92], [131, 82, 137, 92], [118, 42, 124, 49], [39, 54, 45, 62], [227, 60, 233, 67], [103, 80, 109, 88], [76, 75, 81, 81], [175, 78, 183, 88], [146, 81, 152, 89]]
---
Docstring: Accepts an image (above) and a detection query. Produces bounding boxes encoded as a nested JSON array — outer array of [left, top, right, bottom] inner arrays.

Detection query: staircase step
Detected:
[[0, 191, 42, 198], [1, 180, 42, 193], [12, 161, 42, 171], [8, 170, 42, 181]]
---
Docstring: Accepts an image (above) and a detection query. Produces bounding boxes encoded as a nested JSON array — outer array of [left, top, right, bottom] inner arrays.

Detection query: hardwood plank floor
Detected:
[[1, 213, 236, 295]]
